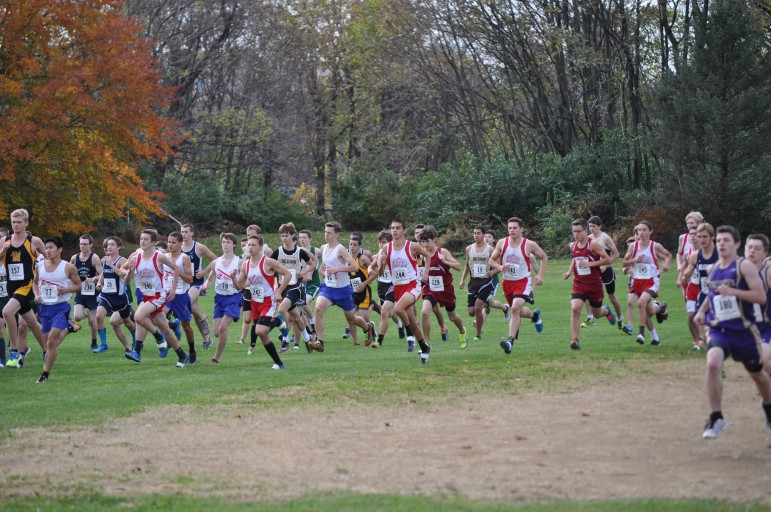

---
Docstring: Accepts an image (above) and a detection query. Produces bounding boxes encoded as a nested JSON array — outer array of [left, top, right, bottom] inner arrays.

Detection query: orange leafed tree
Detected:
[[0, 0, 178, 234]]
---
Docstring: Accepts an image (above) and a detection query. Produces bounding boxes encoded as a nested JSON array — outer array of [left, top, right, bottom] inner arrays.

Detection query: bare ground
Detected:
[[2, 358, 771, 504]]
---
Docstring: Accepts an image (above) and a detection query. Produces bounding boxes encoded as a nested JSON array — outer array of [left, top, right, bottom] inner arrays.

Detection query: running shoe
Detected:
[[532, 309, 543, 333]]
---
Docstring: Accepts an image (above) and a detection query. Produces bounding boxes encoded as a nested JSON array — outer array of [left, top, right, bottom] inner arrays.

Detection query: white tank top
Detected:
[[277, 246, 302, 286], [0, 264, 7, 298], [469, 243, 492, 278], [134, 251, 164, 296], [631, 241, 659, 279], [214, 255, 240, 296], [245, 256, 275, 303], [387, 240, 418, 285], [163, 253, 190, 295], [322, 244, 351, 288], [500, 238, 531, 282], [37, 260, 72, 305]]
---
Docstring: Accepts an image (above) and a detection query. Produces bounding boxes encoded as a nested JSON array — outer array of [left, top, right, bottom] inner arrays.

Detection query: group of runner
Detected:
[[1, 208, 770, 440]]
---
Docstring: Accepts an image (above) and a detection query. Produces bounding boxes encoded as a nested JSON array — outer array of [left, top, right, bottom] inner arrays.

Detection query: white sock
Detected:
[[650, 328, 659, 341]]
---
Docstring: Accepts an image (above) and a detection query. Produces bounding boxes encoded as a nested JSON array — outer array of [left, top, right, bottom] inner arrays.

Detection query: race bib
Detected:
[[288, 269, 297, 286], [713, 295, 741, 322], [0, 280, 7, 298], [139, 280, 154, 293], [250, 286, 264, 303], [324, 271, 336, 286], [81, 281, 96, 296], [351, 277, 362, 290], [429, 276, 444, 292], [40, 284, 58, 305], [215, 280, 233, 294], [504, 264, 519, 279], [392, 268, 407, 283], [700, 277, 709, 294], [378, 267, 392, 282], [574, 257, 591, 276], [8, 263, 24, 281], [417, 267, 424, 279], [102, 279, 117, 294], [633, 263, 650, 278], [471, 263, 487, 278]]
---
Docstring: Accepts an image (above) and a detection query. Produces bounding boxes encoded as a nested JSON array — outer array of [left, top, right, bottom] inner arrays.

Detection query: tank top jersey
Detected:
[[273, 246, 309, 289], [679, 233, 693, 259], [163, 253, 190, 295], [349, 253, 369, 291], [386, 240, 418, 286], [134, 251, 165, 296], [696, 247, 719, 296], [182, 241, 204, 286], [706, 258, 759, 330], [37, 260, 72, 305], [499, 238, 531, 282], [245, 256, 275, 304], [3, 234, 36, 295], [468, 244, 493, 279], [686, 247, 700, 286], [571, 240, 602, 284], [213, 256, 240, 296], [75, 252, 98, 297], [307, 246, 321, 286], [424, 248, 454, 296], [321, 244, 351, 288], [630, 241, 659, 280], [0, 264, 7, 299], [101, 256, 128, 297]]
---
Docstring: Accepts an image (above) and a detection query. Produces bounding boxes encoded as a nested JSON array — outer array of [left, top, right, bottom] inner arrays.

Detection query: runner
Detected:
[[348, 233, 375, 345], [694, 225, 771, 439], [202, 233, 243, 364], [562, 218, 617, 350], [489, 217, 547, 354], [744, 233, 771, 375], [298, 229, 320, 342], [362, 230, 408, 348], [180, 223, 218, 349], [163, 231, 197, 363], [581, 216, 623, 330], [681, 225, 717, 350], [32, 237, 82, 382], [71, 234, 103, 351]]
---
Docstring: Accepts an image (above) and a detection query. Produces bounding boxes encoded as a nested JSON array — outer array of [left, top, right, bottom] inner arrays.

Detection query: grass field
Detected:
[[1, 240, 769, 511]]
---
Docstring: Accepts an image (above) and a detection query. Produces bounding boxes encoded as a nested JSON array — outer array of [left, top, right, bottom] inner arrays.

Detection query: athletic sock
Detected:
[[377, 334, 384, 343], [638, 326, 645, 336], [650, 328, 659, 340], [152, 330, 164, 342], [135, 340, 144, 354], [397, 319, 404, 328], [130, 329, 136, 345], [264, 341, 282, 365], [175, 347, 185, 359], [91, 338, 97, 347], [188, 341, 196, 353], [301, 330, 310, 342], [98, 328, 107, 346], [417, 339, 429, 353], [405, 325, 414, 337], [250, 329, 258, 348]]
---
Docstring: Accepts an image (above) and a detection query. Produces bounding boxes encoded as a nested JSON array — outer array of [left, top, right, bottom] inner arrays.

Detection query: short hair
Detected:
[[141, 228, 158, 242], [685, 211, 704, 223], [572, 218, 588, 230], [103, 236, 124, 249], [240, 237, 248, 243], [587, 216, 603, 227], [414, 224, 425, 231], [181, 223, 194, 231], [248, 234, 264, 246], [377, 230, 393, 242], [485, 231, 495, 239], [168, 231, 183, 243], [391, 219, 406, 230], [154, 241, 168, 250], [716, 225, 741, 243], [220, 232, 237, 244], [247, 224, 262, 234], [279, 222, 297, 235], [747, 234, 770, 252], [10, 209, 29, 221], [325, 221, 342, 233], [299, 229, 312, 239], [507, 217, 523, 227], [44, 237, 63, 249], [639, 220, 653, 231], [419, 226, 438, 241], [79, 234, 94, 244], [349, 233, 362, 244], [696, 223, 714, 238], [473, 226, 486, 234]]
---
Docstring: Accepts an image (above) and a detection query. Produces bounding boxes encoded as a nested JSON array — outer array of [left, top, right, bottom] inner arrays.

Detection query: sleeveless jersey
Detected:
[[696, 247, 719, 296], [377, 248, 392, 284], [705, 258, 758, 330], [134, 251, 164, 296], [321, 244, 351, 288], [75, 252, 98, 297], [386, 240, 418, 286], [468, 244, 492, 279], [571, 240, 602, 284], [500, 238, 531, 282], [163, 253, 190, 295], [245, 256, 275, 304], [182, 241, 204, 286], [37, 260, 72, 305], [630, 241, 659, 280], [274, 246, 308, 288], [101, 256, 127, 296], [424, 248, 454, 297], [213, 256, 240, 296], [307, 246, 320, 286], [3, 234, 36, 295], [349, 253, 369, 291], [679, 233, 693, 259]]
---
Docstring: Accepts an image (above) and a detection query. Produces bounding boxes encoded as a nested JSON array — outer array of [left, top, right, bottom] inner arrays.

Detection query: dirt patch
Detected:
[[2, 359, 771, 504]]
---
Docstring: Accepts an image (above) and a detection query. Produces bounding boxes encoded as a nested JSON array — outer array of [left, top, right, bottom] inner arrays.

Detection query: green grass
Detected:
[[0, 256, 734, 511]]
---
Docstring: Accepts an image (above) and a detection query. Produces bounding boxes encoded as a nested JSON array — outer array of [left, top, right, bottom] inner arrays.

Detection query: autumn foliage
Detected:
[[0, 0, 177, 234]]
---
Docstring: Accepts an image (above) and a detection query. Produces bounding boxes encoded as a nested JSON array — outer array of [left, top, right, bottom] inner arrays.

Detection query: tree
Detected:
[[0, 0, 177, 234]]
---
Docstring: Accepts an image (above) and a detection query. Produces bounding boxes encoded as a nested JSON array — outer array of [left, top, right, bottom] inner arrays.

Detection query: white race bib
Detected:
[[429, 275, 444, 292], [40, 284, 58, 305], [324, 271, 336, 286], [392, 268, 407, 283], [713, 295, 741, 322], [288, 269, 297, 286], [378, 267, 392, 283], [81, 281, 96, 296], [215, 279, 233, 294], [351, 277, 362, 290], [139, 280, 154, 293], [633, 263, 651, 278], [700, 277, 709, 294], [504, 264, 519, 279], [8, 263, 24, 281], [0, 280, 6, 298], [471, 264, 487, 278], [574, 257, 591, 276], [102, 279, 117, 294], [250, 286, 264, 303]]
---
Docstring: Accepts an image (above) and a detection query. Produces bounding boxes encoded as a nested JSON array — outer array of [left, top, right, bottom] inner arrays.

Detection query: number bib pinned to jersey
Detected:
[[8, 263, 24, 281], [0, 280, 7, 298], [350, 277, 362, 290], [250, 286, 264, 303], [504, 264, 520, 279], [81, 281, 96, 296], [324, 271, 337, 286], [471, 263, 487, 279], [102, 279, 117, 294], [40, 284, 58, 305], [428, 276, 444, 292], [137, 280, 155, 294], [574, 257, 591, 276], [633, 263, 652, 279], [215, 279, 233, 294], [713, 295, 741, 322], [392, 268, 408, 284]]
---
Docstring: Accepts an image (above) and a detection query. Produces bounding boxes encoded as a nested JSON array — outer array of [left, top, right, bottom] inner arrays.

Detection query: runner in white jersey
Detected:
[[32, 237, 82, 383], [162, 231, 197, 362], [310, 222, 375, 352], [490, 217, 547, 354], [676, 211, 703, 289], [180, 223, 218, 349], [232, 234, 290, 368], [125, 228, 188, 367], [362, 230, 408, 348]]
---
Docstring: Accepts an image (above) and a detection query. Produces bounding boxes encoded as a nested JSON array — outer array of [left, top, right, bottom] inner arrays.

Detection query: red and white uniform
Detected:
[[387, 240, 420, 301], [245, 256, 276, 318], [683, 246, 700, 312], [630, 241, 660, 297], [499, 237, 532, 303], [421, 248, 456, 307], [679, 233, 693, 262], [135, 251, 166, 314], [571, 240, 603, 304]]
